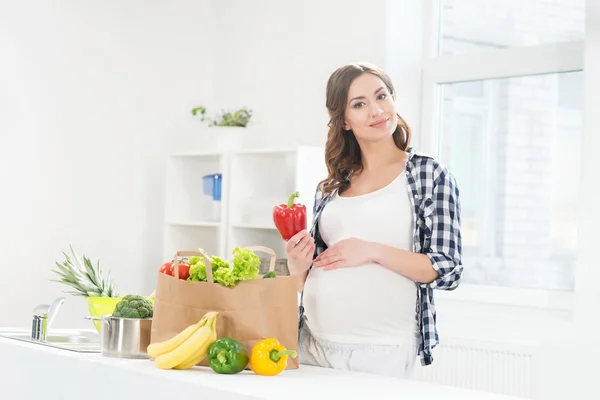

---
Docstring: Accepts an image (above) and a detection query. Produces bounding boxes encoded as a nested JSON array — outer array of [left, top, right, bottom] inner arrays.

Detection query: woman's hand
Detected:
[[312, 237, 440, 283], [312, 237, 373, 271], [284, 230, 315, 276]]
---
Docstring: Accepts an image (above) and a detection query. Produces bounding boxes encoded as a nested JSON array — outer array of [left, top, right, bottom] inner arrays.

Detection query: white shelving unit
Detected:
[[163, 151, 229, 259], [162, 146, 327, 263]]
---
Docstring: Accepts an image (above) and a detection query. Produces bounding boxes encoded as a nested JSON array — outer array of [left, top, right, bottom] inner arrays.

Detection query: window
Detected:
[[439, 0, 585, 56], [439, 72, 583, 291], [421, 0, 585, 295]]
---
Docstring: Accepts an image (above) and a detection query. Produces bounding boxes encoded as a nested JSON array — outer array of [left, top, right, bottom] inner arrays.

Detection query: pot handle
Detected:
[[84, 315, 111, 327]]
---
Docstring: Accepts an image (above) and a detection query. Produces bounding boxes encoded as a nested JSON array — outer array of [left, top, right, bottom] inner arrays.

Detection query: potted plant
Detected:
[[191, 106, 253, 127], [191, 105, 253, 152]]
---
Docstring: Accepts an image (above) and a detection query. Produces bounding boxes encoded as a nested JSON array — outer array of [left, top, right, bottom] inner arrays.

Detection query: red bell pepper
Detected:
[[272, 191, 307, 241]]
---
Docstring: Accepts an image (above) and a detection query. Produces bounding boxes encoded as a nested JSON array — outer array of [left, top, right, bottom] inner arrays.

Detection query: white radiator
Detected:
[[411, 337, 535, 399]]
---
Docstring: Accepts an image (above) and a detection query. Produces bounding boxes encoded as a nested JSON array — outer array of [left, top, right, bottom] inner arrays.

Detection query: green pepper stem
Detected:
[[287, 191, 300, 208], [217, 350, 228, 365], [269, 349, 298, 363]]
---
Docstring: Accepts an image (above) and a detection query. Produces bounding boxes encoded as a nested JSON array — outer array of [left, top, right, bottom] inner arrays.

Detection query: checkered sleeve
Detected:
[[310, 186, 328, 259], [422, 163, 463, 291]]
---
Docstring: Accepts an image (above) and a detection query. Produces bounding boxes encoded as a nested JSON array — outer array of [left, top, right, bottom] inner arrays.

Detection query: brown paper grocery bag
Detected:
[[150, 246, 299, 370]]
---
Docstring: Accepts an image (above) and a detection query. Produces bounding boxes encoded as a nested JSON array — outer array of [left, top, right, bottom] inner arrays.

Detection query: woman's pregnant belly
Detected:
[[302, 263, 419, 345]]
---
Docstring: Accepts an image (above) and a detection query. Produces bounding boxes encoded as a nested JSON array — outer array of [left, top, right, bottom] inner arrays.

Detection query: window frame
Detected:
[[419, 0, 584, 310]]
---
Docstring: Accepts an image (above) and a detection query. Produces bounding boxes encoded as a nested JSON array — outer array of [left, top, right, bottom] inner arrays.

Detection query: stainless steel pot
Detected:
[[85, 315, 152, 359]]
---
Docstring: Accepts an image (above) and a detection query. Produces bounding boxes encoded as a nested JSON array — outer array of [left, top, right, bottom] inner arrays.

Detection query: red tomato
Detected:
[[172, 263, 190, 280], [159, 261, 190, 280], [159, 262, 174, 276]]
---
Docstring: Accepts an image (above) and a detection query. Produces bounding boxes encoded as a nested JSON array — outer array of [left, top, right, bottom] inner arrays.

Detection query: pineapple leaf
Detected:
[[50, 245, 119, 298], [82, 255, 101, 289]]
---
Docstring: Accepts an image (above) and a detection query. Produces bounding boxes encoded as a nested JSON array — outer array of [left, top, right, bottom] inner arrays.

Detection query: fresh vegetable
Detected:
[[188, 254, 230, 284], [51, 245, 118, 297], [159, 260, 190, 280], [112, 294, 153, 319], [172, 262, 190, 280], [153, 311, 219, 370], [187, 247, 261, 287], [213, 265, 236, 286], [212, 256, 237, 286], [249, 338, 297, 376], [208, 337, 249, 374], [159, 262, 173, 276], [188, 257, 209, 282], [262, 271, 277, 279], [272, 191, 307, 241], [231, 247, 260, 281]]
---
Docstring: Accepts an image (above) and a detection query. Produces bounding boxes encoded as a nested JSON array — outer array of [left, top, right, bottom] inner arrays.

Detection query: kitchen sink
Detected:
[[0, 328, 101, 353]]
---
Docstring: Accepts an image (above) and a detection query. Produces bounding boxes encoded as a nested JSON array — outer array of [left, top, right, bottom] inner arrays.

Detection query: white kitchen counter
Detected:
[[1, 336, 527, 400]]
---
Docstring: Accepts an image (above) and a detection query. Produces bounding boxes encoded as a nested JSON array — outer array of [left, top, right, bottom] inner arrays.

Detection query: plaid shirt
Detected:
[[298, 147, 463, 366]]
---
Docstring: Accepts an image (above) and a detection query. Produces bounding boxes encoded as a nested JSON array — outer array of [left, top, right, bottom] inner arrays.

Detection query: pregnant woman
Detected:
[[285, 62, 463, 379]]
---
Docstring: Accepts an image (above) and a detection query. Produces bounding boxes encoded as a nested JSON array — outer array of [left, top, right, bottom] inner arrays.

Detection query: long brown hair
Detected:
[[318, 62, 412, 195]]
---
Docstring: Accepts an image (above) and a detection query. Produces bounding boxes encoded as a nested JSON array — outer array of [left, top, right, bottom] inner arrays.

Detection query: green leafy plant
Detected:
[[187, 247, 260, 287], [191, 105, 252, 127], [51, 245, 118, 297]]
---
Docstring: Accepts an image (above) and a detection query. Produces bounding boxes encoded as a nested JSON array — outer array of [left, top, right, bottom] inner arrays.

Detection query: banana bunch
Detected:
[[148, 311, 219, 370]]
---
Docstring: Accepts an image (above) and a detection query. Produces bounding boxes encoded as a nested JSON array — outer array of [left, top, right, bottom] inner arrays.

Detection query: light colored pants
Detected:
[[298, 321, 418, 380]]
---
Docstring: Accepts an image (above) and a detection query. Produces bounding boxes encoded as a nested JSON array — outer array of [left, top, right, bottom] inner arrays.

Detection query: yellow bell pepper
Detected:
[[249, 338, 297, 376]]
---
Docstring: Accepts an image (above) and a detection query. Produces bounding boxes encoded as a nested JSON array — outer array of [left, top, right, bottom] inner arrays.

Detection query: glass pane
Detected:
[[439, 0, 585, 56], [438, 71, 583, 291]]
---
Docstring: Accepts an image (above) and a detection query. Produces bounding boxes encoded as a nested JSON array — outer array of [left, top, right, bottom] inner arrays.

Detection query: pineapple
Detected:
[[51, 245, 118, 297]]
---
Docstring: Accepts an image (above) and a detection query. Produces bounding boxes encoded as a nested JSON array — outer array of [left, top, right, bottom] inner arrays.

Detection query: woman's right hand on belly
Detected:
[[285, 230, 315, 277]]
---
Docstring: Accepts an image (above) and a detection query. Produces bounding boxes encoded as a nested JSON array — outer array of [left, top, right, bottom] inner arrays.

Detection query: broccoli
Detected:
[[112, 294, 153, 319]]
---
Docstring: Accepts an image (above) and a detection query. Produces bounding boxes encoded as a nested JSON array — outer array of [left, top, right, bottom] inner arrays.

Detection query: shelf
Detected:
[[231, 223, 277, 230], [168, 152, 223, 158], [163, 145, 326, 264], [167, 220, 222, 228], [165, 154, 226, 223], [232, 146, 324, 156], [232, 148, 297, 155]]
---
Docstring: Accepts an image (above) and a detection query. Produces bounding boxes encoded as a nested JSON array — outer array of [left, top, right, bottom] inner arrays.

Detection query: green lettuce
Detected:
[[186, 247, 262, 287], [211, 256, 230, 272], [213, 265, 237, 287], [231, 247, 260, 281], [188, 257, 207, 282]]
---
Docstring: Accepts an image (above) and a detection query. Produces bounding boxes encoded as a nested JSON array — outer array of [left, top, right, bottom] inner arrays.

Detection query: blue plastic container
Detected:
[[202, 174, 222, 201], [202, 174, 222, 221]]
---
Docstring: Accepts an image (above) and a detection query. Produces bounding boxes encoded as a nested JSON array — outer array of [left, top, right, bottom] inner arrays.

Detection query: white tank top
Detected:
[[302, 170, 419, 346]]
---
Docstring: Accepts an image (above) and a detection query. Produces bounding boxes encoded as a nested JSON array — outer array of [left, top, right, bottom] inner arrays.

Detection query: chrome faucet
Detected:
[[31, 297, 65, 342]]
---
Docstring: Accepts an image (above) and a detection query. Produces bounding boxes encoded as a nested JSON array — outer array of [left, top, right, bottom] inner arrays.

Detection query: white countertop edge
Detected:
[[1, 336, 528, 400]]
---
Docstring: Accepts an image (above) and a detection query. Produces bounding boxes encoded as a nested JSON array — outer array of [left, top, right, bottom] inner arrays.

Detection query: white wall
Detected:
[[210, 0, 422, 148], [0, 1, 215, 328]]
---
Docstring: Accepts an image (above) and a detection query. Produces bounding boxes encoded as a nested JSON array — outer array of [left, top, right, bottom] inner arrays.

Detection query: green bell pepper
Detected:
[[208, 337, 249, 374]]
